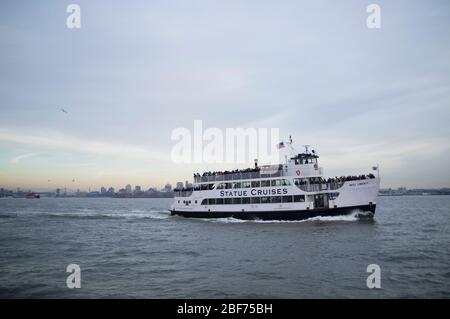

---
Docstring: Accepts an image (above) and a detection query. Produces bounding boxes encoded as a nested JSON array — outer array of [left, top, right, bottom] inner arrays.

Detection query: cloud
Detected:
[[10, 152, 39, 164], [0, 128, 167, 164]]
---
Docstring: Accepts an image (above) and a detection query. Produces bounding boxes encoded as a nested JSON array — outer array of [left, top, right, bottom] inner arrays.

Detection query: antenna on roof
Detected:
[[303, 145, 310, 154]]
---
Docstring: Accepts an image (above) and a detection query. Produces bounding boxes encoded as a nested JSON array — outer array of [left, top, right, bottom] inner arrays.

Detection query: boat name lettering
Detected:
[[219, 188, 288, 197]]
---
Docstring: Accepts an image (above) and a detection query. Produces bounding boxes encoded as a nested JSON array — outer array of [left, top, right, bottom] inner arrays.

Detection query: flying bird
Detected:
[[60, 108, 68, 114]]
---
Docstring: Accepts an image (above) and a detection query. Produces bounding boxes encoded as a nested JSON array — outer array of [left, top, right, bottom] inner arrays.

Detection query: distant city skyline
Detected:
[[1, 1, 450, 189], [0, 182, 174, 198], [0, 183, 173, 193]]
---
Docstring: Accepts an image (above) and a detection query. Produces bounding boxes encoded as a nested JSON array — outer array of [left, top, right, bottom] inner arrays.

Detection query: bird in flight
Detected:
[[60, 107, 68, 114]]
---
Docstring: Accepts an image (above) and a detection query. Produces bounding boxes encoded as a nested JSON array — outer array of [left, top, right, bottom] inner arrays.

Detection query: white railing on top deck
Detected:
[[193, 167, 285, 183]]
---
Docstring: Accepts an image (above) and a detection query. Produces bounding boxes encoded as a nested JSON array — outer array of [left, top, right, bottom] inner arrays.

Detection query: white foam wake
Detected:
[[199, 211, 364, 224]]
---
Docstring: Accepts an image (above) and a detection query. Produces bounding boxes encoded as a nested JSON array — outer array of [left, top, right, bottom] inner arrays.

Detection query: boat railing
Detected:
[[194, 170, 283, 183]]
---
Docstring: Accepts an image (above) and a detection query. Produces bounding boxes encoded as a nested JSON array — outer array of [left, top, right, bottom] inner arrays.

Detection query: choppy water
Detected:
[[0, 196, 449, 298]]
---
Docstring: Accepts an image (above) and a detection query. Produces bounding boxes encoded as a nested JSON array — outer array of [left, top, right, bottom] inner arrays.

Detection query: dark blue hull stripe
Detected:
[[170, 204, 376, 220]]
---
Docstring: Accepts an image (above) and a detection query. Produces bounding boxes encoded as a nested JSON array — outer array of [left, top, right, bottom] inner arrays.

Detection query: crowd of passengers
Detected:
[[193, 166, 268, 178], [295, 174, 376, 186]]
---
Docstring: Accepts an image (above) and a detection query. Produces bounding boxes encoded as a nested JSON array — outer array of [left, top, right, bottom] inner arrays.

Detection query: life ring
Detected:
[[296, 170, 301, 176]]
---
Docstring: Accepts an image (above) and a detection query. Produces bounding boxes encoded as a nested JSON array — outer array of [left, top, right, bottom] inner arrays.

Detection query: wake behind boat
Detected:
[[171, 141, 380, 220]]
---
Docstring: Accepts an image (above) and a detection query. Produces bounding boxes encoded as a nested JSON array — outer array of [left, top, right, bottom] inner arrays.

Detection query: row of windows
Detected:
[[200, 195, 306, 205], [194, 179, 291, 191]]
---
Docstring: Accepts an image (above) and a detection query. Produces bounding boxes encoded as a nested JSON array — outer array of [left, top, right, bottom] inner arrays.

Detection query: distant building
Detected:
[[176, 182, 183, 190], [135, 185, 141, 192], [107, 187, 115, 194], [100, 187, 107, 194], [125, 184, 132, 194], [163, 184, 172, 192]]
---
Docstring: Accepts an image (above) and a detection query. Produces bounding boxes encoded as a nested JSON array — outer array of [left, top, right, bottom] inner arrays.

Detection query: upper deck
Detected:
[[192, 151, 323, 184], [194, 165, 283, 183]]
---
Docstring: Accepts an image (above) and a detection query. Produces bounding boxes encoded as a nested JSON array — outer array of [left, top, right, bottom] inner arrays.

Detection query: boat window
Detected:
[[232, 182, 241, 189], [281, 179, 291, 186], [208, 184, 215, 190], [216, 183, 225, 189], [242, 181, 251, 188], [225, 183, 233, 189], [272, 179, 283, 187], [198, 195, 308, 206], [201, 184, 208, 190], [251, 181, 260, 188], [261, 180, 271, 187], [294, 178, 306, 186], [271, 196, 282, 203], [293, 195, 305, 202]]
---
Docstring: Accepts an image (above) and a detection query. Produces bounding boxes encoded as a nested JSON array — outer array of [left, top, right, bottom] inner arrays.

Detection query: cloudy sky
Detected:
[[0, 0, 449, 191]]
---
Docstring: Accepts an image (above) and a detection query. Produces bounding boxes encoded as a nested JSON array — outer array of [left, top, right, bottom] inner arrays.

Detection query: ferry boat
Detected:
[[170, 142, 380, 220], [25, 192, 40, 199]]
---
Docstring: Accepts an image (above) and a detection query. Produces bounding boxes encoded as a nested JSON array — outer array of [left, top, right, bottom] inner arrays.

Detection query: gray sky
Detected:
[[1, 0, 449, 190]]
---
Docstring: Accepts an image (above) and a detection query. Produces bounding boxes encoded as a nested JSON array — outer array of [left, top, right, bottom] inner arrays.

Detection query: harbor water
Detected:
[[0, 196, 449, 298]]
